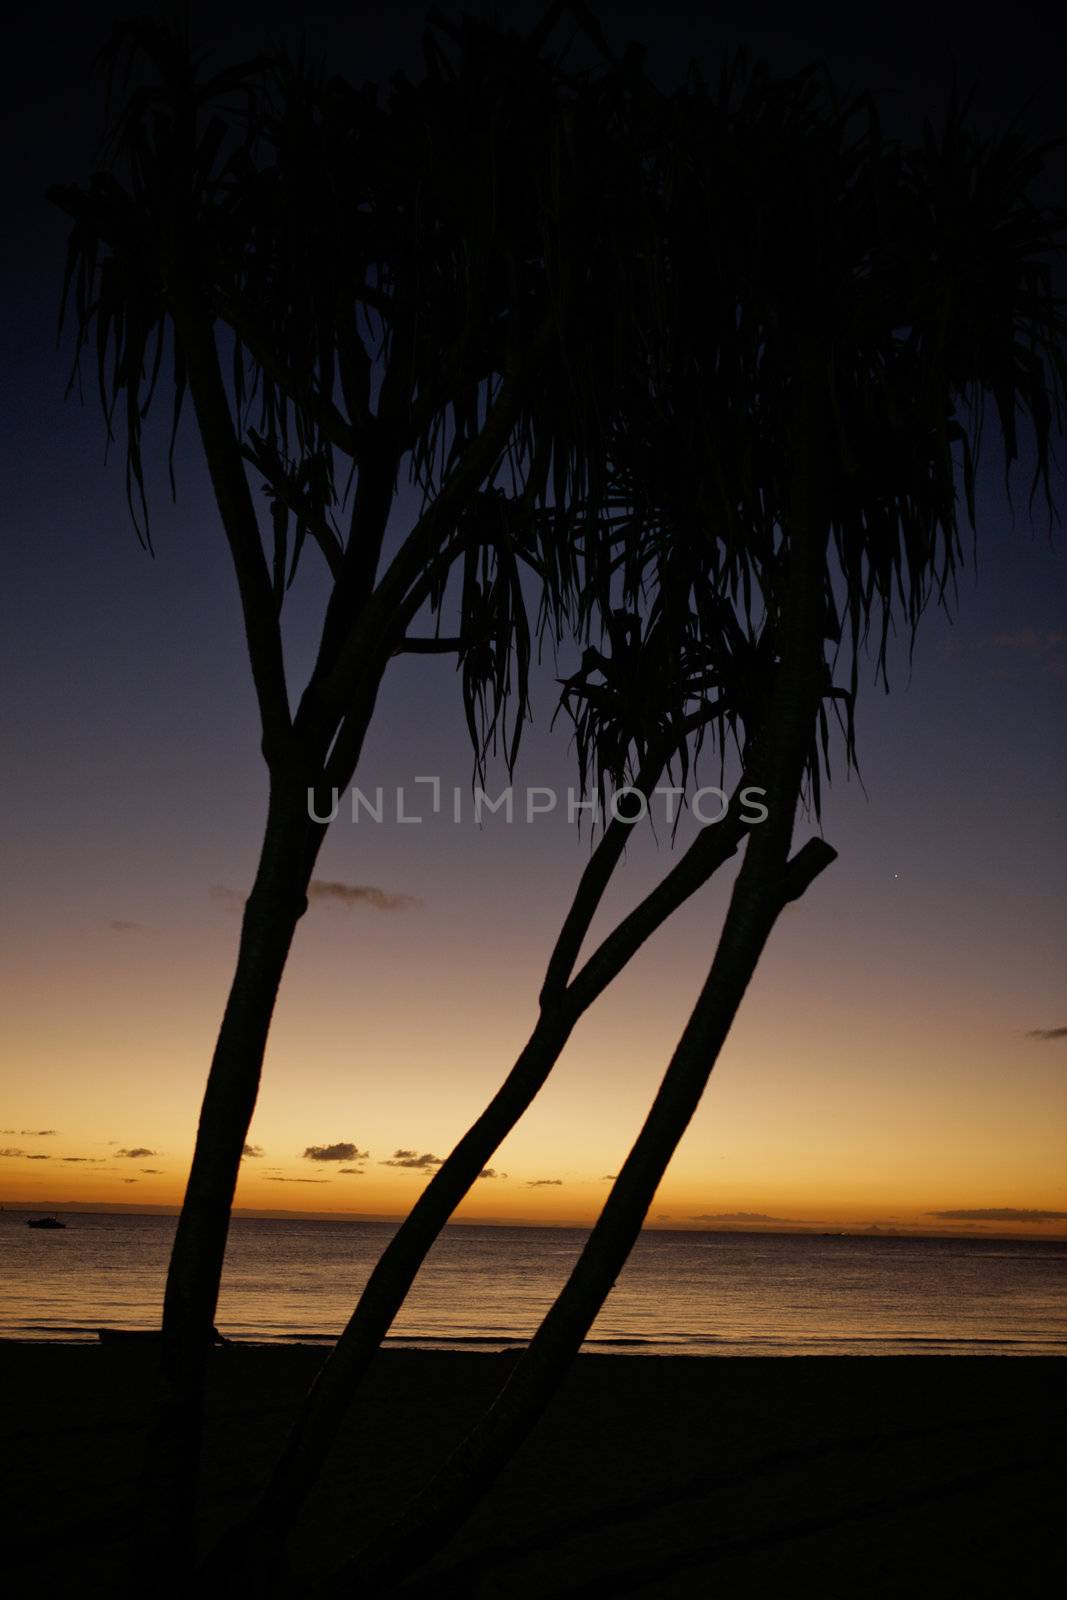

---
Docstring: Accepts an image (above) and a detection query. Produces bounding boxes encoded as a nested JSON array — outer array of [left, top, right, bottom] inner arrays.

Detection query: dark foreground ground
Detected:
[[2, 1345, 1062, 1596]]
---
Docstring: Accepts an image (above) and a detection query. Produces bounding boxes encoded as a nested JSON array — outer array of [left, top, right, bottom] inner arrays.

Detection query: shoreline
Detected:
[[3, 1333, 1063, 1356], [3, 1343, 1063, 1593]]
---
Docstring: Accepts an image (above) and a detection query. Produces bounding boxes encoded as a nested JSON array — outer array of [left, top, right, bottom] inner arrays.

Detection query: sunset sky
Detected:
[[2, 2, 1064, 1238]]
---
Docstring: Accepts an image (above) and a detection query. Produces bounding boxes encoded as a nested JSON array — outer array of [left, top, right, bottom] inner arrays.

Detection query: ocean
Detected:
[[2, 1211, 1064, 1354]]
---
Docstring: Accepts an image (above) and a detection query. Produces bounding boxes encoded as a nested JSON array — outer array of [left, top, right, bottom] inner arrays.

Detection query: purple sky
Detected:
[[1, 3, 1064, 1229]]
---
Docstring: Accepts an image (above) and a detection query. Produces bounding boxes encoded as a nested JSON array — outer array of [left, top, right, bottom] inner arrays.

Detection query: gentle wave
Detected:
[[3, 1213, 1065, 1356]]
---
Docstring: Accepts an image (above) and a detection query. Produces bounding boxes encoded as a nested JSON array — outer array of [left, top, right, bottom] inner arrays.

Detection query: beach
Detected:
[[4, 1344, 1062, 1594]]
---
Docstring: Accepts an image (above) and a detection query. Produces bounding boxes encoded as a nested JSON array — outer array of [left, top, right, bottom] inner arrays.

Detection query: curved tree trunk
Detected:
[[339, 831, 835, 1594], [145, 776, 320, 1568], [255, 1003, 578, 1526], [146, 300, 533, 1577]]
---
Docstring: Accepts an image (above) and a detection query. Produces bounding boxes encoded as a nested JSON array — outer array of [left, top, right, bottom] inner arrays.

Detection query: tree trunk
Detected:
[[259, 1004, 576, 1524], [338, 834, 834, 1594], [145, 776, 317, 1571]]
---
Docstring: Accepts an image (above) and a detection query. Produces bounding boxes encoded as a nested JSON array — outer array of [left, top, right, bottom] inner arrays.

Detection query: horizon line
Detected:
[[4, 1199, 1067, 1242]]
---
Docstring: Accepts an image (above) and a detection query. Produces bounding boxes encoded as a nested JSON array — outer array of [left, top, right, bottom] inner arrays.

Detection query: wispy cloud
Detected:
[[26, 1154, 50, 1161], [0, 1148, 24, 1157], [1026, 1026, 1067, 1041], [242, 1144, 264, 1158], [303, 1142, 369, 1163], [116, 1147, 156, 1159], [941, 627, 1067, 679], [212, 880, 420, 915], [926, 1208, 1067, 1223], [381, 1150, 442, 1170], [527, 1178, 562, 1187], [140, 1168, 163, 1175], [266, 1177, 330, 1184], [309, 880, 421, 913], [209, 884, 245, 916], [109, 919, 144, 933], [21, 1130, 56, 1136], [477, 1168, 506, 1180], [339, 1167, 365, 1175]]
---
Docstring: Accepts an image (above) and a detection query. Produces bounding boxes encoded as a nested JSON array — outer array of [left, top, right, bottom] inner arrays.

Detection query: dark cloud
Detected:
[[657, 1213, 671, 1220], [242, 1144, 264, 1158], [527, 1178, 562, 1187], [926, 1208, 1067, 1223], [26, 1154, 50, 1161], [477, 1168, 506, 1180], [381, 1150, 442, 1170], [116, 1147, 156, 1159], [140, 1168, 163, 1174], [266, 1177, 329, 1184], [109, 919, 144, 933], [62, 1156, 102, 1163], [122, 1179, 138, 1184], [599, 1174, 617, 1181], [309, 880, 421, 913], [21, 1130, 56, 1136], [689, 1211, 792, 1223], [303, 1142, 369, 1163], [1026, 1026, 1067, 1041], [339, 1167, 366, 1174]]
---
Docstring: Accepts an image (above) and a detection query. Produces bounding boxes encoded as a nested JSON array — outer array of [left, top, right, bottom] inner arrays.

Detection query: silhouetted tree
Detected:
[[48, 5, 682, 1544], [317, 55, 1065, 1593], [214, 624, 777, 1568], [200, 49, 876, 1574]]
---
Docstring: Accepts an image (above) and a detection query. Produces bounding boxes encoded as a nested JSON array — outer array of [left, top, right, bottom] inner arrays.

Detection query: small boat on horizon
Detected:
[[26, 1215, 66, 1230]]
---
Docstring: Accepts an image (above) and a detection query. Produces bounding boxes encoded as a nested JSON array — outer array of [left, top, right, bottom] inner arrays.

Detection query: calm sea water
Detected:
[[1, 1211, 1064, 1354]]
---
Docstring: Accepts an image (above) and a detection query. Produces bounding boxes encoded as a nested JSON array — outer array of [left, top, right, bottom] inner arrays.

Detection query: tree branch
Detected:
[[781, 836, 837, 901], [241, 444, 345, 583], [539, 699, 727, 1006], [293, 371, 529, 751], [178, 310, 293, 758], [565, 779, 750, 1014], [213, 293, 360, 457]]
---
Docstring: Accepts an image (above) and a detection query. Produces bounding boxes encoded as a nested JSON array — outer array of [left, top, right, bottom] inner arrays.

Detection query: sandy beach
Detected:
[[3, 1344, 1062, 1594]]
